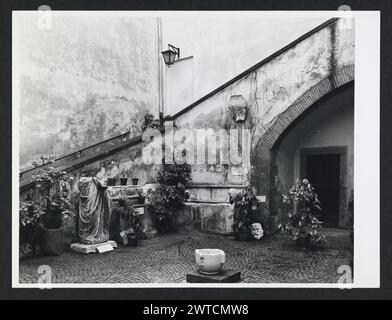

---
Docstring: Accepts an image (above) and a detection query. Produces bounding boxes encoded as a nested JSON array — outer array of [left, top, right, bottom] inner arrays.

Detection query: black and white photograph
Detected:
[[11, 9, 380, 289]]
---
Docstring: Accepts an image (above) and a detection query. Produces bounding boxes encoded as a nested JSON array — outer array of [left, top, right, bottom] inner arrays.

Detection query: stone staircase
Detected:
[[19, 131, 143, 191]]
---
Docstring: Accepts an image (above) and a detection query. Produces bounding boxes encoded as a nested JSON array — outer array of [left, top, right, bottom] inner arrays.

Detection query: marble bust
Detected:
[[250, 223, 264, 240]]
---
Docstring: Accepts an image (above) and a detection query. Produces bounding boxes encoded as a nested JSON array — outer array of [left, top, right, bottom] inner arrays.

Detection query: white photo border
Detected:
[[12, 10, 380, 288]]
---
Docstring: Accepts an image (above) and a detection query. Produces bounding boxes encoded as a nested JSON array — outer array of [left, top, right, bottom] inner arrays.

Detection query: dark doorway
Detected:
[[306, 154, 340, 227]]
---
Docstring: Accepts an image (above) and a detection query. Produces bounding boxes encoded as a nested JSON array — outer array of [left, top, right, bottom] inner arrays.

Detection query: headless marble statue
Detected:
[[78, 177, 111, 245]]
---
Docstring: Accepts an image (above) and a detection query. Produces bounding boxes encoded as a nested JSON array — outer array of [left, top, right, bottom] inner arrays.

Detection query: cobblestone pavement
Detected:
[[19, 229, 352, 284]]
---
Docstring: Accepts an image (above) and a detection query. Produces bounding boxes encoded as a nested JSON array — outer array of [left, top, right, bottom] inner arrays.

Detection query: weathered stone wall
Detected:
[[14, 14, 160, 169], [173, 19, 354, 191], [19, 139, 158, 252], [19, 140, 158, 199]]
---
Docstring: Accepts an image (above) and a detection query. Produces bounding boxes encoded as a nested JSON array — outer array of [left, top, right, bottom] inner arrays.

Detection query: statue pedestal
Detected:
[[186, 270, 241, 283], [70, 240, 117, 254]]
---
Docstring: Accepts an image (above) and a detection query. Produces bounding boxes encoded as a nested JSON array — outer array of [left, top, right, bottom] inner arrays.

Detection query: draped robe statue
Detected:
[[78, 177, 111, 245]]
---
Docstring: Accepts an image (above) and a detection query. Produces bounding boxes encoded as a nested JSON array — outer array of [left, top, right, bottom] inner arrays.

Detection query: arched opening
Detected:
[[253, 78, 354, 229], [272, 84, 354, 227]]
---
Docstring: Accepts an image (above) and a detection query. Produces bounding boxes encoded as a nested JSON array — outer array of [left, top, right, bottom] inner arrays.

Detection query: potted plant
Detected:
[[146, 163, 191, 234], [19, 200, 46, 257], [126, 207, 143, 246], [279, 179, 327, 248], [230, 187, 264, 241], [120, 177, 128, 186], [137, 189, 146, 204], [132, 178, 139, 186], [30, 157, 73, 255]]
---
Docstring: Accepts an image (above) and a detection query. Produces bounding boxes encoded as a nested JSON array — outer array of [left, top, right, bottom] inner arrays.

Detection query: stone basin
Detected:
[[195, 248, 225, 275]]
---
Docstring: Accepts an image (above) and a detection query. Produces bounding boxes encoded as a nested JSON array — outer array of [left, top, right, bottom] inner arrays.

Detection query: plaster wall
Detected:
[[165, 57, 194, 115], [273, 85, 354, 227], [162, 16, 327, 107], [14, 14, 160, 169], [70, 142, 159, 189], [275, 100, 354, 196]]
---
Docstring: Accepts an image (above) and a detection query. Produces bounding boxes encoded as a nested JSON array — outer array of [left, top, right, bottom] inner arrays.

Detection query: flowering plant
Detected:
[[29, 156, 73, 229], [279, 179, 326, 244], [230, 187, 264, 234], [20, 200, 46, 230], [146, 163, 191, 232]]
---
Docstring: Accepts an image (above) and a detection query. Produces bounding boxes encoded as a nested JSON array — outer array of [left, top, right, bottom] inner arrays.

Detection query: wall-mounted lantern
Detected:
[[161, 44, 180, 67]]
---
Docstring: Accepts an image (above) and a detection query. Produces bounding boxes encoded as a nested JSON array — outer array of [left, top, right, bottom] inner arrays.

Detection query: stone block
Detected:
[[140, 205, 155, 232], [176, 202, 234, 235], [70, 240, 117, 254], [191, 170, 225, 185], [186, 269, 241, 283], [185, 185, 245, 203]]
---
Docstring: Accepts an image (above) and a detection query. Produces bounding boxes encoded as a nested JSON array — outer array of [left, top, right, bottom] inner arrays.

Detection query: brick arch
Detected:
[[257, 65, 354, 151], [251, 65, 354, 224]]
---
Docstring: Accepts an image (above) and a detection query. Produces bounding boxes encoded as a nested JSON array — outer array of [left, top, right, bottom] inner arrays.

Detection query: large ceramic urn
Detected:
[[195, 249, 225, 275]]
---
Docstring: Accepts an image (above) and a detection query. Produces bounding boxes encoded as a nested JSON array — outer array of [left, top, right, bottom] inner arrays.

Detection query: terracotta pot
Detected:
[[157, 218, 170, 234], [296, 232, 310, 248], [195, 249, 225, 275], [41, 227, 64, 256], [107, 178, 117, 186], [120, 178, 128, 186], [127, 233, 139, 247], [132, 178, 139, 186], [45, 213, 62, 229]]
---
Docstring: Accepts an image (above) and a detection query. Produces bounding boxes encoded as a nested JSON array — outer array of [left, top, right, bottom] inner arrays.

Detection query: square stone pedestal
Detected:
[[186, 270, 241, 283], [70, 240, 117, 254]]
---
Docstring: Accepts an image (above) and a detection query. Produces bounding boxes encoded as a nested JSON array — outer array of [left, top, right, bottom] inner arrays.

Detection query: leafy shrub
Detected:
[[20, 200, 45, 229], [279, 179, 327, 244], [230, 187, 264, 234], [28, 156, 73, 229], [146, 163, 191, 231], [19, 200, 46, 256]]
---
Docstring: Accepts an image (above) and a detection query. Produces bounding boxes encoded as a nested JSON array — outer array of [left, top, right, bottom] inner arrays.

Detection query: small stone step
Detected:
[[70, 240, 117, 254], [186, 269, 241, 283]]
